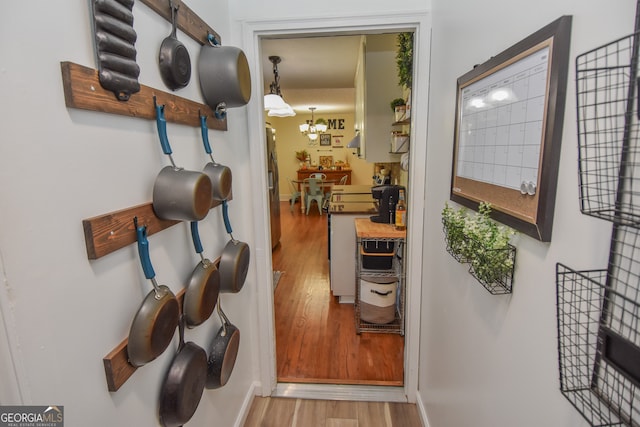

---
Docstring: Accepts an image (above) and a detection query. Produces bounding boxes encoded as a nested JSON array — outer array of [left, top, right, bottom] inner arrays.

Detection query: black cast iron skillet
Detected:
[[206, 297, 240, 389], [158, 315, 207, 427], [158, 0, 191, 90], [184, 221, 220, 327], [219, 200, 250, 293], [128, 217, 180, 367]]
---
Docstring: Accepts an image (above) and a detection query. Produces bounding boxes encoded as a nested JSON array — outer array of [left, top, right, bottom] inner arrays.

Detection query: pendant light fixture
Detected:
[[264, 56, 295, 117], [299, 107, 327, 142]]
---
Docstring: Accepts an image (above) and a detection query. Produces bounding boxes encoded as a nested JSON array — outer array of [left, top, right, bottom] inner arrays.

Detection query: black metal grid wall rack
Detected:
[[556, 4, 640, 425]]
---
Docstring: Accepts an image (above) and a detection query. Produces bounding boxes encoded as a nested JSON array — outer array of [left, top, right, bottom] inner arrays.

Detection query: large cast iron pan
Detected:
[[158, 316, 207, 427], [205, 297, 239, 389], [128, 217, 180, 367], [199, 113, 232, 201], [184, 221, 220, 327], [152, 98, 213, 221], [219, 200, 250, 293], [158, 0, 191, 91]]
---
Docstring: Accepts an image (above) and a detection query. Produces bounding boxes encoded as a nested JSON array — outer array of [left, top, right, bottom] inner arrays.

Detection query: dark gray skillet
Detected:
[[128, 217, 180, 367], [184, 221, 220, 327], [158, 0, 191, 90], [158, 316, 207, 427], [219, 200, 250, 293], [205, 297, 240, 389]]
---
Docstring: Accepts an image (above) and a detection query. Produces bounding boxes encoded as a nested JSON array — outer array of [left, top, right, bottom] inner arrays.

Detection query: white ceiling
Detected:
[[261, 35, 362, 114]]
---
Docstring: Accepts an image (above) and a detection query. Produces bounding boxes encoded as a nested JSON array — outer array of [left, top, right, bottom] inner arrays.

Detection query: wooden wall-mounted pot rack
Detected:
[[67, 1, 234, 391]]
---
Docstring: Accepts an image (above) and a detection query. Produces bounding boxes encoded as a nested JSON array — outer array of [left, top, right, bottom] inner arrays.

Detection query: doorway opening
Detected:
[[245, 12, 429, 402], [262, 32, 410, 386]]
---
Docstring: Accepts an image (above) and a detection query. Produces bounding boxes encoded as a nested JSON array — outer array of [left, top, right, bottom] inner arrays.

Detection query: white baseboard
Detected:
[[234, 381, 260, 427], [415, 389, 430, 427]]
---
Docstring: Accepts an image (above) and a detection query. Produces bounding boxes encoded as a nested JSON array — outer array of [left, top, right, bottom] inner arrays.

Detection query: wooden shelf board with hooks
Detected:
[[60, 61, 227, 130], [82, 196, 229, 260], [138, 0, 220, 46]]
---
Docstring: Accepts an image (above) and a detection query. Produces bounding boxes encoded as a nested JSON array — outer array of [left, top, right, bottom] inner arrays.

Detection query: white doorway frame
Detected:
[[241, 11, 430, 403]]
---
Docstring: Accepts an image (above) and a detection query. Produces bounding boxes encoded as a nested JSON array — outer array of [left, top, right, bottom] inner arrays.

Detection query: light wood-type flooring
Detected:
[[272, 201, 404, 385], [243, 397, 422, 427]]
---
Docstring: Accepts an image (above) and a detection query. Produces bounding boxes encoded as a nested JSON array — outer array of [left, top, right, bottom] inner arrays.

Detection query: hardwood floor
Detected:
[[272, 201, 404, 385], [243, 397, 422, 427]]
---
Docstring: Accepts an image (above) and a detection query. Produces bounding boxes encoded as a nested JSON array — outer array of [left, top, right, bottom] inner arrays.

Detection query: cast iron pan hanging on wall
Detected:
[[158, 0, 191, 90], [158, 315, 207, 427], [90, 0, 141, 100], [205, 297, 240, 389], [127, 217, 180, 367]]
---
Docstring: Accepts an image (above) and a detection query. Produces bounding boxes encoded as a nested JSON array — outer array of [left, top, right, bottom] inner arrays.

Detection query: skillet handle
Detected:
[[222, 200, 233, 235], [154, 97, 172, 156], [134, 218, 156, 280], [190, 221, 204, 255], [199, 114, 213, 155]]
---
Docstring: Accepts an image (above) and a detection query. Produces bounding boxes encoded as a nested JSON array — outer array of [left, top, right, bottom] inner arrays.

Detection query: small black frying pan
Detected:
[[206, 297, 240, 389], [158, 0, 191, 90], [158, 316, 207, 427]]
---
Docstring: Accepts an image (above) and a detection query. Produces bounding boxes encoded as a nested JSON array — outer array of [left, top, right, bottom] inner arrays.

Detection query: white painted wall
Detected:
[[420, 1, 636, 426], [0, 1, 259, 426]]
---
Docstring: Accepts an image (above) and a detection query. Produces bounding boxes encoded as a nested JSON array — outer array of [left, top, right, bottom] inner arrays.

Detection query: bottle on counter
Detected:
[[395, 189, 406, 230], [388, 195, 395, 225]]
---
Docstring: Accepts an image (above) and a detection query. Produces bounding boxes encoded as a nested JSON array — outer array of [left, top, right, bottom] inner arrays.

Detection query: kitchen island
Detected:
[[328, 185, 376, 303]]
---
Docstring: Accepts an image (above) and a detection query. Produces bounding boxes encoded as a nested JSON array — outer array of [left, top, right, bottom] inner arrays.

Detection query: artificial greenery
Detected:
[[442, 202, 516, 290], [295, 149, 309, 162], [390, 98, 406, 112], [396, 32, 413, 89]]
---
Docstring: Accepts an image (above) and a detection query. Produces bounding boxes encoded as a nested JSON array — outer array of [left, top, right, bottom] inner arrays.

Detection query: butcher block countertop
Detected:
[[354, 218, 406, 239]]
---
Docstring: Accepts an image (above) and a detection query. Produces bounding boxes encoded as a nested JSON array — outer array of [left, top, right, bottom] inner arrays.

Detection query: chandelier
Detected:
[[299, 107, 327, 142], [264, 56, 295, 117]]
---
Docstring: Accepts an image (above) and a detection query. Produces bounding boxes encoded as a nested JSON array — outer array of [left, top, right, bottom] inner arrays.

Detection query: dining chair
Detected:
[[287, 178, 301, 212], [338, 175, 348, 185], [304, 178, 324, 215], [310, 172, 327, 180]]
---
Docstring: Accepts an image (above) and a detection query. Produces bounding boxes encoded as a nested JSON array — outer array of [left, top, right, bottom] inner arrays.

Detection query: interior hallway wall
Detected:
[[0, 1, 260, 426], [420, 1, 636, 426]]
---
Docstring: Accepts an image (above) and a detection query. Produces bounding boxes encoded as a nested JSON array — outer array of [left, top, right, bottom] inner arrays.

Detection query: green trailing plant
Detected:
[[390, 98, 406, 112], [442, 202, 516, 289], [396, 32, 413, 90]]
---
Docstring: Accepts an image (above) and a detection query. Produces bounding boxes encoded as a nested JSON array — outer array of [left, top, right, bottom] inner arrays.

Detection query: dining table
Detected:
[[292, 179, 339, 213]]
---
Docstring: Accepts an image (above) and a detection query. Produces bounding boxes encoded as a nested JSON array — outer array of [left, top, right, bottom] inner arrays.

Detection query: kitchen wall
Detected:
[[0, 1, 259, 426], [267, 111, 373, 200], [420, 1, 636, 426]]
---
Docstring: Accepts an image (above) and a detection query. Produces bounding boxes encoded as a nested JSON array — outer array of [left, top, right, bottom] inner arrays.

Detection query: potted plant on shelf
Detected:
[[442, 202, 517, 293], [390, 98, 407, 122]]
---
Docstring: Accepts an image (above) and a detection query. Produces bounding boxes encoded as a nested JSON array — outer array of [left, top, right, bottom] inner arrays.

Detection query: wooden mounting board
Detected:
[[138, 0, 220, 46], [60, 61, 227, 130], [82, 196, 228, 260]]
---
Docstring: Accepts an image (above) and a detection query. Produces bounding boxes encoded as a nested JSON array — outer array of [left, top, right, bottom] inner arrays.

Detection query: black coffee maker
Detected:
[[370, 185, 403, 223]]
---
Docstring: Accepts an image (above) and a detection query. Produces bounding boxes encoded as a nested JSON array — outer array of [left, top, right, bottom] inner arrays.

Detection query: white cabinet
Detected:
[[354, 34, 405, 163]]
